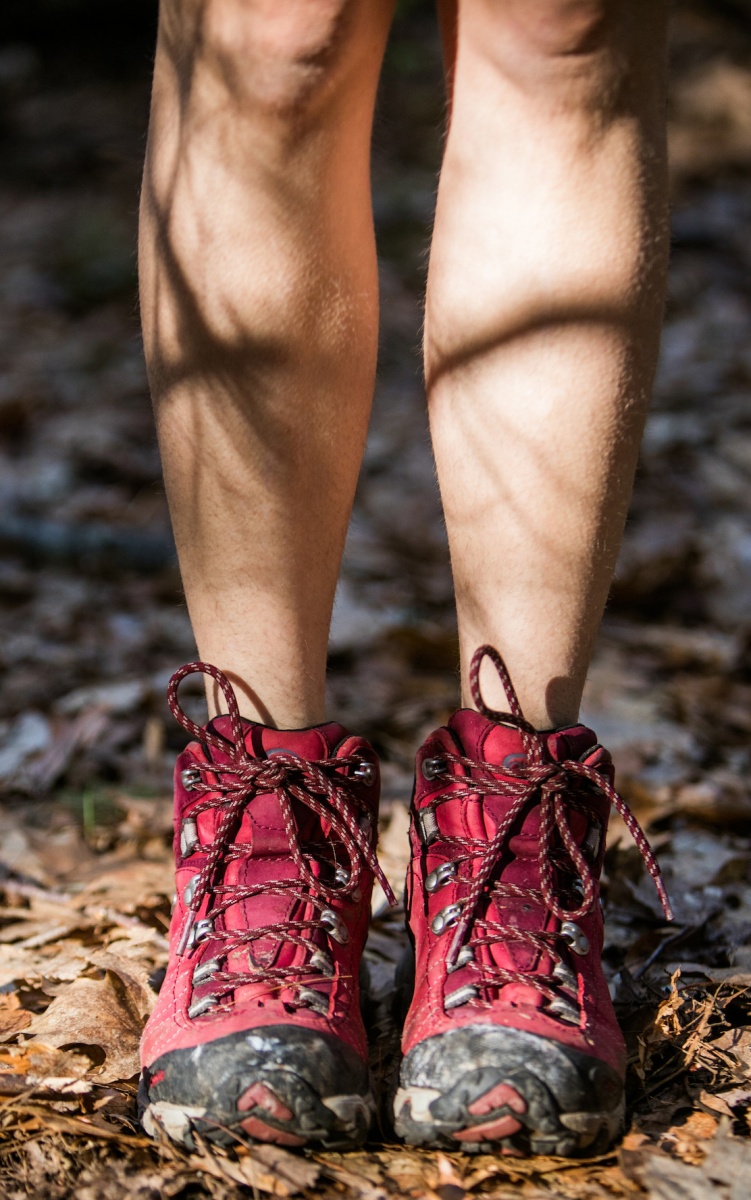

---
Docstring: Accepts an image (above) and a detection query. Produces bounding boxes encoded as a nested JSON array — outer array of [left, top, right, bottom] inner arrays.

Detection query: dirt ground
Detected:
[[1, 2, 751, 1196]]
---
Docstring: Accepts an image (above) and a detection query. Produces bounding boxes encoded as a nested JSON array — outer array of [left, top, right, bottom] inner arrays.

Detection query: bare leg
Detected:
[[428, 0, 669, 727], [140, 0, 393, 726]]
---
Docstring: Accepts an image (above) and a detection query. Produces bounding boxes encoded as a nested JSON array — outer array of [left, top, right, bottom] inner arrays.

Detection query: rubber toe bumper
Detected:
[[140, 1025, 375, 1150], [394, 1025, 624, 1155]]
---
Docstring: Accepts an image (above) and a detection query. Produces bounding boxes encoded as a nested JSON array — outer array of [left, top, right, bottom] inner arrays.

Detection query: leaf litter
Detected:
[[2, 0, 751, 1195]]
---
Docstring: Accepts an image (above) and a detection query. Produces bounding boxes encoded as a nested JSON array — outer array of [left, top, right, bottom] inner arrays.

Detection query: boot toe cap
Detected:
[[141, 1023, 373, 1149]]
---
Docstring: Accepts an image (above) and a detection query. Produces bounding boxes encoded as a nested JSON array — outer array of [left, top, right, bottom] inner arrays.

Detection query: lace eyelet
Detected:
[[447, 945, 475, 974], [560, 920, 590, 956], [425, 861, 457, 893], [181, 766, 202, 790], [187, 917, 214, 949], [183, 874, 199, 906], [334, 866, 361, 902], [444, 983, 477, 1010], [298, 987, 329, 1015], [431, 902, 463, 935], [353, 760, 377, 787], [309, 948, 334, 976], [179, 817, 200, 858], [321, 909, 349, 944], [552, 960, 577, 993], [192, 958, 220, 985], [188, 994, 218, 1019], [422, 755, 446, 781], [583, 823, 602, 859], [417, 806, 439, 845], [547, 995, 579, 1024]]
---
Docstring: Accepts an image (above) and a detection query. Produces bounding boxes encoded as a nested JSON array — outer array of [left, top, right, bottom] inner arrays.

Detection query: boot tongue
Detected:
[[204, 715, 348, 853], [202, 716, 350, 971], [449, 708, 528, 774], [448, 708, 599, 797], [208, 715, 345, 761], [446, 708, 601, 985], [448, 708, 599, 770], [445, 709, 601, 849], [448, 709, 534, 839]]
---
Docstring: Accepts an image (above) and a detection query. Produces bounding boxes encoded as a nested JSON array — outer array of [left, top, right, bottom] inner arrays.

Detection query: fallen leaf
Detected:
[[189, 1142, 320, 1197], [20, 966, 150, 1082], [0, 1040, 93, 1082], [711, 1026, 751, 1072], [0, 939, 91, 992], [0, 992, 33, 1035], [698, 1089, 735, 1118]]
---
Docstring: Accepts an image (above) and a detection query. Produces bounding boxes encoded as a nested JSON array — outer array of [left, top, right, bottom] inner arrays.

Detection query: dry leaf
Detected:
[[712, 1026, 751, 1073], [659, 1109, 718, 1165], [20, 968, 149, 1082], [189, 1143, 320, 1197], [699, 1090, 736, 1119], [0, 1039, 94, 1085], [0, 992, 33, 1035], [74, 858, 173, 916]]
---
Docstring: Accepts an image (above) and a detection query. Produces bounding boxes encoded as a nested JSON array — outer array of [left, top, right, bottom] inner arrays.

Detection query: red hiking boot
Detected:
[[394, 645, 672, 1155], [139, 663, 394, 1150]]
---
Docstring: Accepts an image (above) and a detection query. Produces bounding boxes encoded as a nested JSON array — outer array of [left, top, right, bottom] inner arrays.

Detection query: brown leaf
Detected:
[[0, 992, 33, 1035], [85, 945, 159, 1018], [189, 1142, 320, 1197], [73, 858, 172, 915], [7, 1105, 150, 1143], [660, 1109, 719, 1165], [711, 1026, 751, 1073], [682, 1111, 720, 1142], [699, 1090, 736, 1119], [20, 964, 151, 1083], [0, 1039, 93, 1084], [0, 938, 91, 994], [621, 1131, 650, 1152]]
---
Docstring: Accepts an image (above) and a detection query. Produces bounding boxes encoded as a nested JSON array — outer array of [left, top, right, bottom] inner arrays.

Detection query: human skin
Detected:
[[429, 0, 669, 724], [139, 0, 669, 730], [140, 0, 395, 725]]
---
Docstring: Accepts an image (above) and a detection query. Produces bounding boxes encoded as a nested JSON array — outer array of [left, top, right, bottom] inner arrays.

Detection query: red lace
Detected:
[[434, 646, 673, 992], [168, 662, 395, 1005]]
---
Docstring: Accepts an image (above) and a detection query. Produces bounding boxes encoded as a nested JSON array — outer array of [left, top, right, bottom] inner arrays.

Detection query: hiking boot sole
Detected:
[[393, 1025, 624, 1156], [139, 1024, 375, 1150]]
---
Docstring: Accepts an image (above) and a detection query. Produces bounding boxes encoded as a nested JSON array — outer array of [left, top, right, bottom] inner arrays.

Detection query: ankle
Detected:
[[460, 653, 583, 730], [202, 667, 326, 729]]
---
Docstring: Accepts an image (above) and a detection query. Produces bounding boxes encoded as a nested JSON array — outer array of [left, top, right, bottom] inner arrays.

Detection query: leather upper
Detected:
[[402, 709, 626, 1076], [141, 719, 379, 1070]]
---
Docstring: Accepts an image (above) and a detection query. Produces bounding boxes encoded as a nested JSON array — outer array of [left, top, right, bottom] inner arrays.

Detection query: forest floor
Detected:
[[2, 2, 751, 1196]]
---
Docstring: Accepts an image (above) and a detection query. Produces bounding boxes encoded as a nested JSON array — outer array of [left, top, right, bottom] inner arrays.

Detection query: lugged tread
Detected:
[[394, 1024, 624, 1156], [139, 1024, 375, 1150]]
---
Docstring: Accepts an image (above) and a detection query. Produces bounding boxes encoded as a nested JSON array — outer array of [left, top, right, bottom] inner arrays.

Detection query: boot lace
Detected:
[[429, 646, 673, 1008], [168, 662, 395, 1014]]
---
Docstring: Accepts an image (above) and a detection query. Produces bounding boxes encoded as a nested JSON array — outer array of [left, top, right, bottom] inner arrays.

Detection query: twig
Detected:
[[1, 877, 170, 951]]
